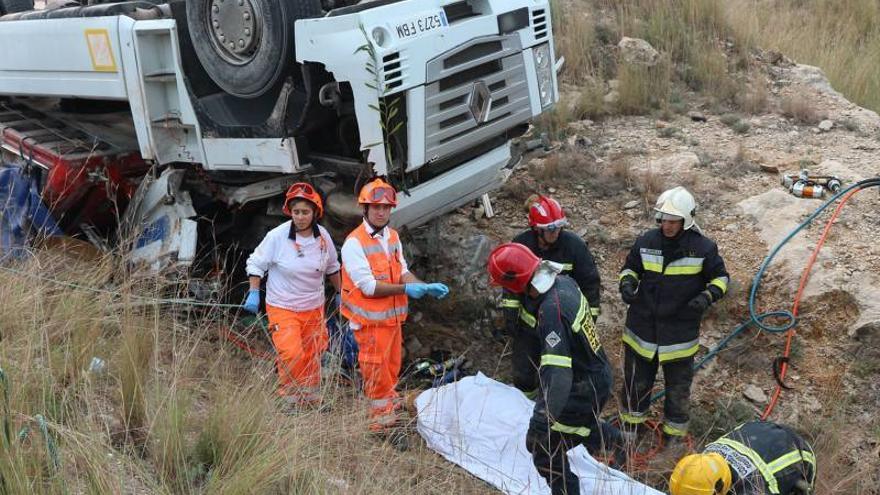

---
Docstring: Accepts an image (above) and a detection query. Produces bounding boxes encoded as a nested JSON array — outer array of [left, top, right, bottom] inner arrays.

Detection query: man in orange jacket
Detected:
[[340, 178, 449, 449]]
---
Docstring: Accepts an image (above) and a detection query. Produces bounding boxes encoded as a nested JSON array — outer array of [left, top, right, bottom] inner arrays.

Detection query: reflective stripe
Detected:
[[343, 300, 408, 321], [519, 308, 537, 328], [540, 354, 572, 368], [361, 243, 385, 256], [622, 327, 658, 360], [664, 257, 704, 275], [551, 422, 591, 437], [561, 263, 574, 272], [619, 269, 639, 281], [658, 339, 700, 362], [571, 296, 588, 333], [662, 421, 688, 437], [619, 412, 647, 425], [710, 276, 729, 293], [711, 438, 780, 494], [640, 252, 663, 273], [767, 449, 815, 474], [500, 298, 521, 309], [589, 306, 600, 317]]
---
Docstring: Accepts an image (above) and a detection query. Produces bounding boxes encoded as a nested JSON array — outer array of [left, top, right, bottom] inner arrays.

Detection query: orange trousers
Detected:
[[351, 323, 403, 430], [266, 304, 327, 403]]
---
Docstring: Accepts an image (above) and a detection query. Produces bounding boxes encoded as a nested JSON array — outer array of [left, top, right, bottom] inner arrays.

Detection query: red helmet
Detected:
[[528, 195, 567, 230], [282, 182, 323, 218], [358, 178, 398, 206], [487, 243, 540, 294]]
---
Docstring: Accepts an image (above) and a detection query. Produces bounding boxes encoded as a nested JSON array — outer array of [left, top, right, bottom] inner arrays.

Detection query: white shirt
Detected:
[[246, 222, 340, 312]]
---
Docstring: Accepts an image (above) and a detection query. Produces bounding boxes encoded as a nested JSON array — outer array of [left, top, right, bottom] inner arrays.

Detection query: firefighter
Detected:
[[244, 182, 341, 409], [617, 186, 730, 441], [669, 421, 816, 495], [488, 242, 624, 495], [499, 195, 602, 398], [340, 178, 449, 448]]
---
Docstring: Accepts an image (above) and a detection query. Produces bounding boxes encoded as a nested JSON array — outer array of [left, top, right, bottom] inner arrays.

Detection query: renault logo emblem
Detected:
[[467, 80, 492, 125]]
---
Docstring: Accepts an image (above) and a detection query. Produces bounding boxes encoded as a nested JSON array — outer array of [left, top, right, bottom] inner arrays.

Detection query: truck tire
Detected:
[[0, 0, 34, 15], [186, 0, 322, 99]]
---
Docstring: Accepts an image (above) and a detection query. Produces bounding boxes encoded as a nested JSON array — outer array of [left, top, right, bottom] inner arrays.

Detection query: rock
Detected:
[[688, 111, 707, 122], [767, 50, 786, 65], [409, 312, 423, 324], [743, 384, 768, 404], [576, 185, 585, 191], [472, 205, 485, 220], [608, 79, 620, 90], [405, 335, 424, 357], [603, 90, 619, 105], [623, 200, 640, 210], [759, 163, 780, 173], [818, 119, 834, 132], [548, 187, 557, 194], [618, 37, 659, 67]]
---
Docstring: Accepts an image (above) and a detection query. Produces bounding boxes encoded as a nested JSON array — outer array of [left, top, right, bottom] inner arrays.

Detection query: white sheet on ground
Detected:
[[415, 373, 664, 495]]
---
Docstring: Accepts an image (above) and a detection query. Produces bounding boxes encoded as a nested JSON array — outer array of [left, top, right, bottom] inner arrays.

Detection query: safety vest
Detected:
[[341, 223, 409, 327]]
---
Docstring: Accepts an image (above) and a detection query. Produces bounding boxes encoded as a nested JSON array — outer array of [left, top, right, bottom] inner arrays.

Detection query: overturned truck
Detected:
[[0, 0, 559, 273]]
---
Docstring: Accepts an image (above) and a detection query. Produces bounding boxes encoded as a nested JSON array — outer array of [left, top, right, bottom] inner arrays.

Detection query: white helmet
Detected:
[[654, 186, 698, 231]]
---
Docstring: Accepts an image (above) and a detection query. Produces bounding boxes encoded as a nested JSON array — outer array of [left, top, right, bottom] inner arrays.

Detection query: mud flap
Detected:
[[122, 168, 197, 272]]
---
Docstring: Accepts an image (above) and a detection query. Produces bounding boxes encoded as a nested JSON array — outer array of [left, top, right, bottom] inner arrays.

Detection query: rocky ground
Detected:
[[401, 52, 880, 491]]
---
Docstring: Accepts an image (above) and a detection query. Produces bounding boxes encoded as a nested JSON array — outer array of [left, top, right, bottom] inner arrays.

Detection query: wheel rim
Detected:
[[207, 0, 262, 65]]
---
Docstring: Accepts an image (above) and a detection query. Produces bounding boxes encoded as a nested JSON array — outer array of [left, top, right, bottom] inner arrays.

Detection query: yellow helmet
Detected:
[[669, 453, 733, 495]]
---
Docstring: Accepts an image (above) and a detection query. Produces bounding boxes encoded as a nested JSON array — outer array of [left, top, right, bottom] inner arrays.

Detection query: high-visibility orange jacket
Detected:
[[341, 223, 409, 327]]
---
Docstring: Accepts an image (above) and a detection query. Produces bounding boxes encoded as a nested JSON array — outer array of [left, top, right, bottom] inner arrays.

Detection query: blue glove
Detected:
[[404, 283, 429, 299], [243, 289, 260, 314], [425, 283, 449, 299]]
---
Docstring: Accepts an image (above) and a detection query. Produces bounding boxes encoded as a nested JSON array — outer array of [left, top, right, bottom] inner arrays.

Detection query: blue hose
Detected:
[[650, 179, 879, 403]]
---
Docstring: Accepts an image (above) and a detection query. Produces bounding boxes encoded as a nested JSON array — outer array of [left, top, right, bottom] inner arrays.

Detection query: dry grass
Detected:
[[727, 0, 880, 113], [616, 59, 672, 115], [0, 249, 488, 494], [780, 94, 823, 125]]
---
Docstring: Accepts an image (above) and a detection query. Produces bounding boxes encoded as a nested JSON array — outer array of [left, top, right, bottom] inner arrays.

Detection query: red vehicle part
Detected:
[[0, 103, 149, 233]]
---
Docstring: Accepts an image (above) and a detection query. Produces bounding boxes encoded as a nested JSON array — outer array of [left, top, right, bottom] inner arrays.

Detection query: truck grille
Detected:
[[532, 8, 548, 40], [424, 35, 532, 162]]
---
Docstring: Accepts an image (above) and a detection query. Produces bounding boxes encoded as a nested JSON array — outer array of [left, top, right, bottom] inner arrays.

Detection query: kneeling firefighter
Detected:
[[670, 420, 816, 495], [487, 242, 625, 495]]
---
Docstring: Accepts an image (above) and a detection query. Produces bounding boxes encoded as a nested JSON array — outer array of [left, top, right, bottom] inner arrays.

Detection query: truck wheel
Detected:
[[0, 0, 34, 14], [186, 0, 322, 99]]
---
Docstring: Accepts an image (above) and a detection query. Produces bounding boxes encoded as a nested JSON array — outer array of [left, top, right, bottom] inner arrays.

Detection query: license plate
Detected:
[[395, 10, 448, 40]]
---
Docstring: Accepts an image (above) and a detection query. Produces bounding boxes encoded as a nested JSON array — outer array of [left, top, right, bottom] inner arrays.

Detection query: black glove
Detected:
[[619, 279, 638, 305], [685, 291, 712, 317]]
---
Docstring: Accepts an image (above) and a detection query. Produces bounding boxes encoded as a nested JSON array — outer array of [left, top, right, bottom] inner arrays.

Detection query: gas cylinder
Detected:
[[790, 181, 826, 198]]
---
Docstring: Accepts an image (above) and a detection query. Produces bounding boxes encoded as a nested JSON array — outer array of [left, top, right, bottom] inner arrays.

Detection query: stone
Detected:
[[818, 119, 834, 132], [472, 205, 485, 220], [743, 384, 768, 404], [603, 90, 619, 105], [688, 111, 708, 122], [759, 163, 780, 173], [623, 200, 640, 210], [405, 336, 424, 357], [617, 37, 659, 67], [548, 187, 557, 194]]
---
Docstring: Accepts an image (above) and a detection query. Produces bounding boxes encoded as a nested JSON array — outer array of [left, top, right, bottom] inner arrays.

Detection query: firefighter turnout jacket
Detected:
[[706, 421, 816, 495], [523, 275, 611, 434], [502, 230, 603, 331], [619, 228, 729, 363]]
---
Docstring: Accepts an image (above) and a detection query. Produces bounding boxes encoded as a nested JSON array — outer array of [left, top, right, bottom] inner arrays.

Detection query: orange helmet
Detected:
[[358, 178, 398, 206], [282, 182, 323, 218], [487, 243, 540, 294]]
